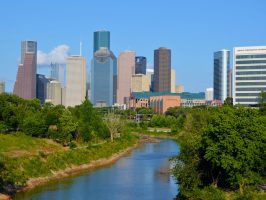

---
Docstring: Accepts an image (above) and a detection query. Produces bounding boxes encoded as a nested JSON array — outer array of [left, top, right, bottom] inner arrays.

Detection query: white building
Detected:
[[233, 46, 266, 106], [205, 88, 213, 101], [46, 80, 62, 105], [65, 56, 86, 107], [0, 81, 5, 94], [171, 69, 176, 93]]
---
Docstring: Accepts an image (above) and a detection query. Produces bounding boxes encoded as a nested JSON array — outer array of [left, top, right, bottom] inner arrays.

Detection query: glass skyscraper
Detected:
[[213, 49, 230, 102], [93, 30, 110, 53], [135, 56, 147, 74]]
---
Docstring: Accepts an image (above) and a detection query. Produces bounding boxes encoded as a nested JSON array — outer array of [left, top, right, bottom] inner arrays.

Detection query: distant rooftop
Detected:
[[131, 92, 205, 100]]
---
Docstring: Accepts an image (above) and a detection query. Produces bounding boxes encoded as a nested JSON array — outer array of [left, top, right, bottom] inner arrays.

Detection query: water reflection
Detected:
[[14, 139, 179, 200]]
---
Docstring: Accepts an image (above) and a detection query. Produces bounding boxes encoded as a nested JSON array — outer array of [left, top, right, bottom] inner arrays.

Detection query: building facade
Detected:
[[117, 51, 135, 105], [93, 30, 110, 53], [131, 74, 150, 92], [175, 85, 184, 93], [205, 87, 214, 101], [14, 41, 37, 99], [91, 48, 117, 107], [135, 56, 147, 74], [150, 95, 181, 113], [213, 49, 230, 102], [0, 81, 5, 94], [233, 46, 266, 106], [51, 63, 65, 86], [154, 47, 171, 92], [36, 74, 50, 105], [65, 56, 86, 107], [171, 69, 176, 93], [46, 80, 62, 105]]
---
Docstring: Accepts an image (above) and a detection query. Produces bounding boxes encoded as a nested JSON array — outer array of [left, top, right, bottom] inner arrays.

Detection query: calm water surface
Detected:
[[14, 139, 179, 200]]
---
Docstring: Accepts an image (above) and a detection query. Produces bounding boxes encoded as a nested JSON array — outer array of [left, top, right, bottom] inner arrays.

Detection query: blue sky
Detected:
[[0, 0, 266, 92]]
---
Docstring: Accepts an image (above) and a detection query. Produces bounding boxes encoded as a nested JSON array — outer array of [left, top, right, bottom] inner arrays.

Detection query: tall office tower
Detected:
[[117, 50, 135, 105], [146, 68, 154, 91], [36, 74, 49, 105], [175, 85, 184, 93], [154, 47, 171, 92], [213, 49, 230, 102], [171, 69, 176, 93], [93, 30, 110, 53], [135, 56, 147, 74], [233, 46, 266, 106], [14, 41, 37, 99], [51, 63, 65, 86], [205, 88, 214, 101], [0, 81, 5, 94], [65, 56, 86, 107], [229, 68, 233, 97], [131, 74, 150, 92], [91, 47, 117, 107], [46, 80, 62, 105]]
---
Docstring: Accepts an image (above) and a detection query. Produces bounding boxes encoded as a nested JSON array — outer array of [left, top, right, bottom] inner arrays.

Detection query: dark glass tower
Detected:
[[93, 30, 110, 53], [135, 56, 147, 74], [153, 47, 171, 92]]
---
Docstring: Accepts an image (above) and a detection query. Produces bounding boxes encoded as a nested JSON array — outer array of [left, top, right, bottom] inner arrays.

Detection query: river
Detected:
[[14, 139, 179, 200]]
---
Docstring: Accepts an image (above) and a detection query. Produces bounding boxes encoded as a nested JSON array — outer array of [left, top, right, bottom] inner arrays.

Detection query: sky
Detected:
[[0, 0, 266, 93]]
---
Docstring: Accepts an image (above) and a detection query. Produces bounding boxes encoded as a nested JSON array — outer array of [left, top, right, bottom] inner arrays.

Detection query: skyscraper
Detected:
[[213, 49, 230, 102], [135, 56, 147, 74], [36, 74, 49, 105], [46, 80, 62, 105], [233, 46, 266, 106], [51, 63, 65, 86], [171, 69, 176, 93], [131, 74, 150, 92], [117, 50, 135, 105], [93, 30, 110, 53], [14, 41, 37, 99], [154, 47, 171, 92], [65, 56, 86, 107], [205, 88, 214, 101], [91, 47, 117, 107], [0, 81, 5, 94]]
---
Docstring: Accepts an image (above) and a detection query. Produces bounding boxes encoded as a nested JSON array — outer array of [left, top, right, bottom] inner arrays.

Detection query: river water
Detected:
[[14, 139, 179, 200]]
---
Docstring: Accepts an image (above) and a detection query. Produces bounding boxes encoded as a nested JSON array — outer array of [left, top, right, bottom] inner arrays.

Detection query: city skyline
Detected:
[[1, 0, 266, 93]]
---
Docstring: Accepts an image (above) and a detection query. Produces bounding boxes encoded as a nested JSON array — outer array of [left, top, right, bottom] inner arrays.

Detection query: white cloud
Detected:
[[37, 45, 70, 65]]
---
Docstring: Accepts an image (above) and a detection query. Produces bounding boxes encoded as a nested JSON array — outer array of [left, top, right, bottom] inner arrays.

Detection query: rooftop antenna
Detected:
[[80, 41, 83, 56]]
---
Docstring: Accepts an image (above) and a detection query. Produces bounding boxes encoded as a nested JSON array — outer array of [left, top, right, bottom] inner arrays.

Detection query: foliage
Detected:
[[104, 112, 124, 142]]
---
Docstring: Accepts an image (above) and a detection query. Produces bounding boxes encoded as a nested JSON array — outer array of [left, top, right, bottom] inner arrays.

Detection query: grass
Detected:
[[0, 133, 64, 158]]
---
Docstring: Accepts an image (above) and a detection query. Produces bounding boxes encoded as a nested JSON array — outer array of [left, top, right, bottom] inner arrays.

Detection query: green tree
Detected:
[[223, 97, 233, 106], [22, 112, 48, 137]]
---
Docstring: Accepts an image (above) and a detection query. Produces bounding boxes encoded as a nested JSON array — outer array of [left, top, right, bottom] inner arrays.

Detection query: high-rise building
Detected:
[[171, 69, 176, 93], [36, 74, 49, 105], [117, 50, 135, 105], [175, 85, 184, 93], [205, 88, 214, 101], [46, 80, 62, 105], [154, 47, 171, 92], [93, 30, 110, 53], [14, 41, 37, 99], [91, 47, 117, 107], [51, 63, 65, 86], [131, 74, 150, 92], [0, 81, 5, 94], [233, 46, 266, 106], [213, 49, 230, 102], [135, 56, 147, 74], [146, 68, 154, 91], [65, 56, 86, 107]]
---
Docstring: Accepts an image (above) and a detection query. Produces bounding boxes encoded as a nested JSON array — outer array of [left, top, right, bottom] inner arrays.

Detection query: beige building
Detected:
[[175, 85, 184, 93], [171, 69, 176, 93], [131, 74, 150, 92], [117, 50, 135, 105], [0, 81, 5, 94], [46, 80, 62, 105], [65, 56, 86, 107]]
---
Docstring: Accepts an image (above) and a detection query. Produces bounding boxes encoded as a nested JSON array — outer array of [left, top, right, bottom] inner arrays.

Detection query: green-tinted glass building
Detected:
[[93, 30, 110, 53]]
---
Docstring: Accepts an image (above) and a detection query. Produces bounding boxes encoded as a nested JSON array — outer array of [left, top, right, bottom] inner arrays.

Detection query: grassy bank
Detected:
[[0, 133, 137, 193]]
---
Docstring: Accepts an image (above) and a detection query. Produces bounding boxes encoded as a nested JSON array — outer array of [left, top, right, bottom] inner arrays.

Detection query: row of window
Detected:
[[236, 60, 266, 64], [235, 87, 266, 91], [236, 76, 266, 80], [235, 98, 259, 102], [236, 71, 266, 75], [236, 65, 266, 70], [236, 54, 266, 59], [235, 93, 260, 97], [236, 82, 266, 86]]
